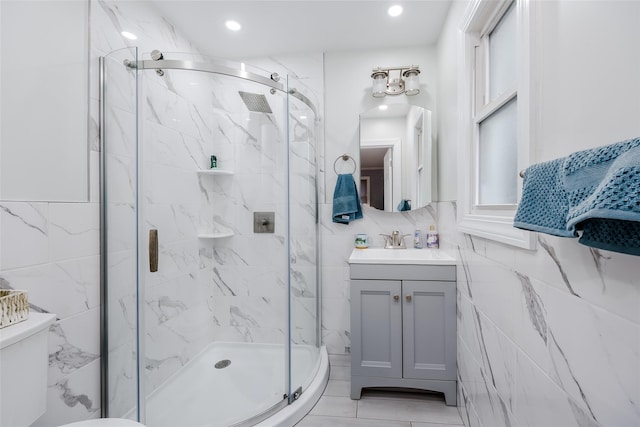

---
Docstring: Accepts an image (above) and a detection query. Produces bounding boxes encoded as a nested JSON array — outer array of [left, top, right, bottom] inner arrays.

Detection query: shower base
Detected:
[[144, 342, 328, 427]]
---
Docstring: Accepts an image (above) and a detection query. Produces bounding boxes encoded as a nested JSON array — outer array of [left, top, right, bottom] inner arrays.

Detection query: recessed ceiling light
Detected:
[[378, 105, 389, 110], [300, 115, 307, 120], [225, 20, 242, 31], [121, 31, 137, 40], [388, 5, 403, 17]]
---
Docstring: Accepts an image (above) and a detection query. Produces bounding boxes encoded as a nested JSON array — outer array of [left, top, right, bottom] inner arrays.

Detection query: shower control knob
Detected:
[[254, 212, 275, 234]]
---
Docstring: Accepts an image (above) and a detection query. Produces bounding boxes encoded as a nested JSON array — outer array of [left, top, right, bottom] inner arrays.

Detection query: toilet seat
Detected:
[[58, 418, 145, 427]]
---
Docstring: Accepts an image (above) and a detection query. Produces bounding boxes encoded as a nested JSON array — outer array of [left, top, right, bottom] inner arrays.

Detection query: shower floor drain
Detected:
[[215, 359, 231, 369]]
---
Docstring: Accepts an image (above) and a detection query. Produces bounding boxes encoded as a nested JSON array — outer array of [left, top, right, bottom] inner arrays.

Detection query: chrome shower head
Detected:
[[238, 91, 273, 114]]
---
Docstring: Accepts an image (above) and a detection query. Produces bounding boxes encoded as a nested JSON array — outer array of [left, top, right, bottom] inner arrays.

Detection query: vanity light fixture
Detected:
[[370, 65, 420, 97]]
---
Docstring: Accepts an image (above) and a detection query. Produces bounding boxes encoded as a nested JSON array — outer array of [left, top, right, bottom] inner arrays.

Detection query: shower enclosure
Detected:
[[100, 48, 324, 426]]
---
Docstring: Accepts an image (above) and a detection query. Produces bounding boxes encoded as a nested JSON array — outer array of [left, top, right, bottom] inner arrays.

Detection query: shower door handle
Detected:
[[149, 229, 158, 272]]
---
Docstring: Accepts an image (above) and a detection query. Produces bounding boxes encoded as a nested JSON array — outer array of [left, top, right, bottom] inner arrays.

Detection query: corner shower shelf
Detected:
[[197, 169, 234, 176], [198, 232, 234, 239]]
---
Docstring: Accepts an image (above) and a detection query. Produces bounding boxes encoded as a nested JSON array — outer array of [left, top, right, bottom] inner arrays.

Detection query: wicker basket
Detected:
[[0, 290, 29, 328]]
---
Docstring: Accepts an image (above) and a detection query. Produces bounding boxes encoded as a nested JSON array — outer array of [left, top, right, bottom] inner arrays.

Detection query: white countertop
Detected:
[[348, 248, 456, 265]]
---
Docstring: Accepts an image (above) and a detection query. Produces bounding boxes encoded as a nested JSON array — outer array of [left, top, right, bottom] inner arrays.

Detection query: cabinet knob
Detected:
[[405, 294, 412, 302], [393, 295, 400, 301]]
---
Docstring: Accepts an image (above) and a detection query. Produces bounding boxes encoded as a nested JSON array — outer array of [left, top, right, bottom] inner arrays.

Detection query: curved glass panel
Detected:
[[287, 75, 321, 397], [101, 46, 140, 421]]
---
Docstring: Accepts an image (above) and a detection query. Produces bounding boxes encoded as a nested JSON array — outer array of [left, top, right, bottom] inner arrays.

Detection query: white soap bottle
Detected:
[[426, 225, 439, 248]]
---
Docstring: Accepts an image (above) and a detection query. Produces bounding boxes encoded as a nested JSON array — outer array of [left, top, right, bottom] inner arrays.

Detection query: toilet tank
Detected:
[[0, 312, 56, 427]]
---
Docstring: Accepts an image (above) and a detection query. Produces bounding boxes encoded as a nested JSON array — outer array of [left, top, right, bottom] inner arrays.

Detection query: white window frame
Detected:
[[458, 0, 536, 249]]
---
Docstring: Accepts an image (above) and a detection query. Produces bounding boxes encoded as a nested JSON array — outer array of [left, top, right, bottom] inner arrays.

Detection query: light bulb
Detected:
[[388, 5, 403, 17]]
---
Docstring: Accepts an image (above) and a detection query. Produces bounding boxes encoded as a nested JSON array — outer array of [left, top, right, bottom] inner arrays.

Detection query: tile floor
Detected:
[[296, 355, 464, 427]]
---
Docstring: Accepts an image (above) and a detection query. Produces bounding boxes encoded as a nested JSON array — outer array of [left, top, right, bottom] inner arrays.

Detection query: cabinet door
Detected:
[[402, 281, 456, 381], [350, 280, 402, 378]]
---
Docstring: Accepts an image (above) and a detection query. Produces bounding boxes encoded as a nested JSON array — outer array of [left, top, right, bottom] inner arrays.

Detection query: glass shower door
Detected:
[[287, 76, 321, 398], [101, 46, 140, 421], [102, 51, 322, 426], [138, 62, 291, 427]]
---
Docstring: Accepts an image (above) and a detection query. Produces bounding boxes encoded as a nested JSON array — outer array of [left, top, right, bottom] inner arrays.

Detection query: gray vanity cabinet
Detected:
[[350, 264, 456, 406]]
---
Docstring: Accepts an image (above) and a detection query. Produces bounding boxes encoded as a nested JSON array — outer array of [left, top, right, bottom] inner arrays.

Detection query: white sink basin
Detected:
[[348, 248, 456, 265]]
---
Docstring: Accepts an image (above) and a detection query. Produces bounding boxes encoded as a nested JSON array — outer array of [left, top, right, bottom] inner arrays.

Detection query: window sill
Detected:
[[458, 212, 536, 249]]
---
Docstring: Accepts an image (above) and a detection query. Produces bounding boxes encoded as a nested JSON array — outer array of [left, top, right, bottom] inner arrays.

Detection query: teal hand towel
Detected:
[[332, 174, 363, 224]]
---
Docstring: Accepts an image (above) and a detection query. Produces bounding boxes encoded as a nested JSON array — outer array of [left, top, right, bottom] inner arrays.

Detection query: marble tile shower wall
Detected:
[[430, 201, 640, 427]]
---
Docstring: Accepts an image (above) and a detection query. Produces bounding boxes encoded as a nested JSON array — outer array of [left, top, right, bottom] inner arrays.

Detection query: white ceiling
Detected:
[[150, 1, 453, 59]]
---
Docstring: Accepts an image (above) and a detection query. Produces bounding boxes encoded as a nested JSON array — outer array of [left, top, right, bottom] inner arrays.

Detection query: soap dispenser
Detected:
[[413, 229, 423, 248], [426, 225, 439, 248]]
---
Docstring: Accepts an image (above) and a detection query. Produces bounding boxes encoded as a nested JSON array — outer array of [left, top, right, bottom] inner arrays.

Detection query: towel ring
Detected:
[[334, 154, 357, 175]]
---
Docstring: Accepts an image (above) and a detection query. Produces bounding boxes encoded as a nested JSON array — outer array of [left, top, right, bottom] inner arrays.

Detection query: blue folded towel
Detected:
[[332, 173, 363, 224], [397, 199, 411, 211], [515, 137, 640, 255]]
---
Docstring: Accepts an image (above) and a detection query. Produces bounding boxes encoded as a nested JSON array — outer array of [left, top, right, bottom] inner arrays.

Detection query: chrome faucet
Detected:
[[380, 230, 410, 249]]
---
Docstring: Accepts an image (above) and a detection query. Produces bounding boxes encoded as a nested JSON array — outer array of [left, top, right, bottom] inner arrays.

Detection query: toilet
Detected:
[[0, 312, 144, 427]]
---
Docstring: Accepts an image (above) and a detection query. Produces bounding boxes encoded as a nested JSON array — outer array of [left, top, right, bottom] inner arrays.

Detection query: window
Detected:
[[458, 0, 535, 249]]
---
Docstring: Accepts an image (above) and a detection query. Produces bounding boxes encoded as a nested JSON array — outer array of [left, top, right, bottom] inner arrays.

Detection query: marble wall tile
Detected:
[[474, 313, 516, 412], [516, 235, 640, 325], [320, 266, 350, 300], [457, 293, 483, 369], [321, 328, 351, 356], [510, 274, 551, 375], [32, 359, 102, 427], [103, 107, 137, 159], [107, 343, 137, 418], [512, 350, 592, 427], [104, 154, 136, 204], [457, 381, 483, 427], [545, 286, 640, 427], [48, 308, 101, 384], [0, 256, 99, 320], [473, 369, 518, 427], [0, 202, 49, 270], [213, 325, 287, 345], [321, 296, 351, 354], [464, 256, 519, 339], [49, 203, 100, 262], [89, 151, 101, 203], [290, 295, 318, 345], [146, 203, 199, 244]]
